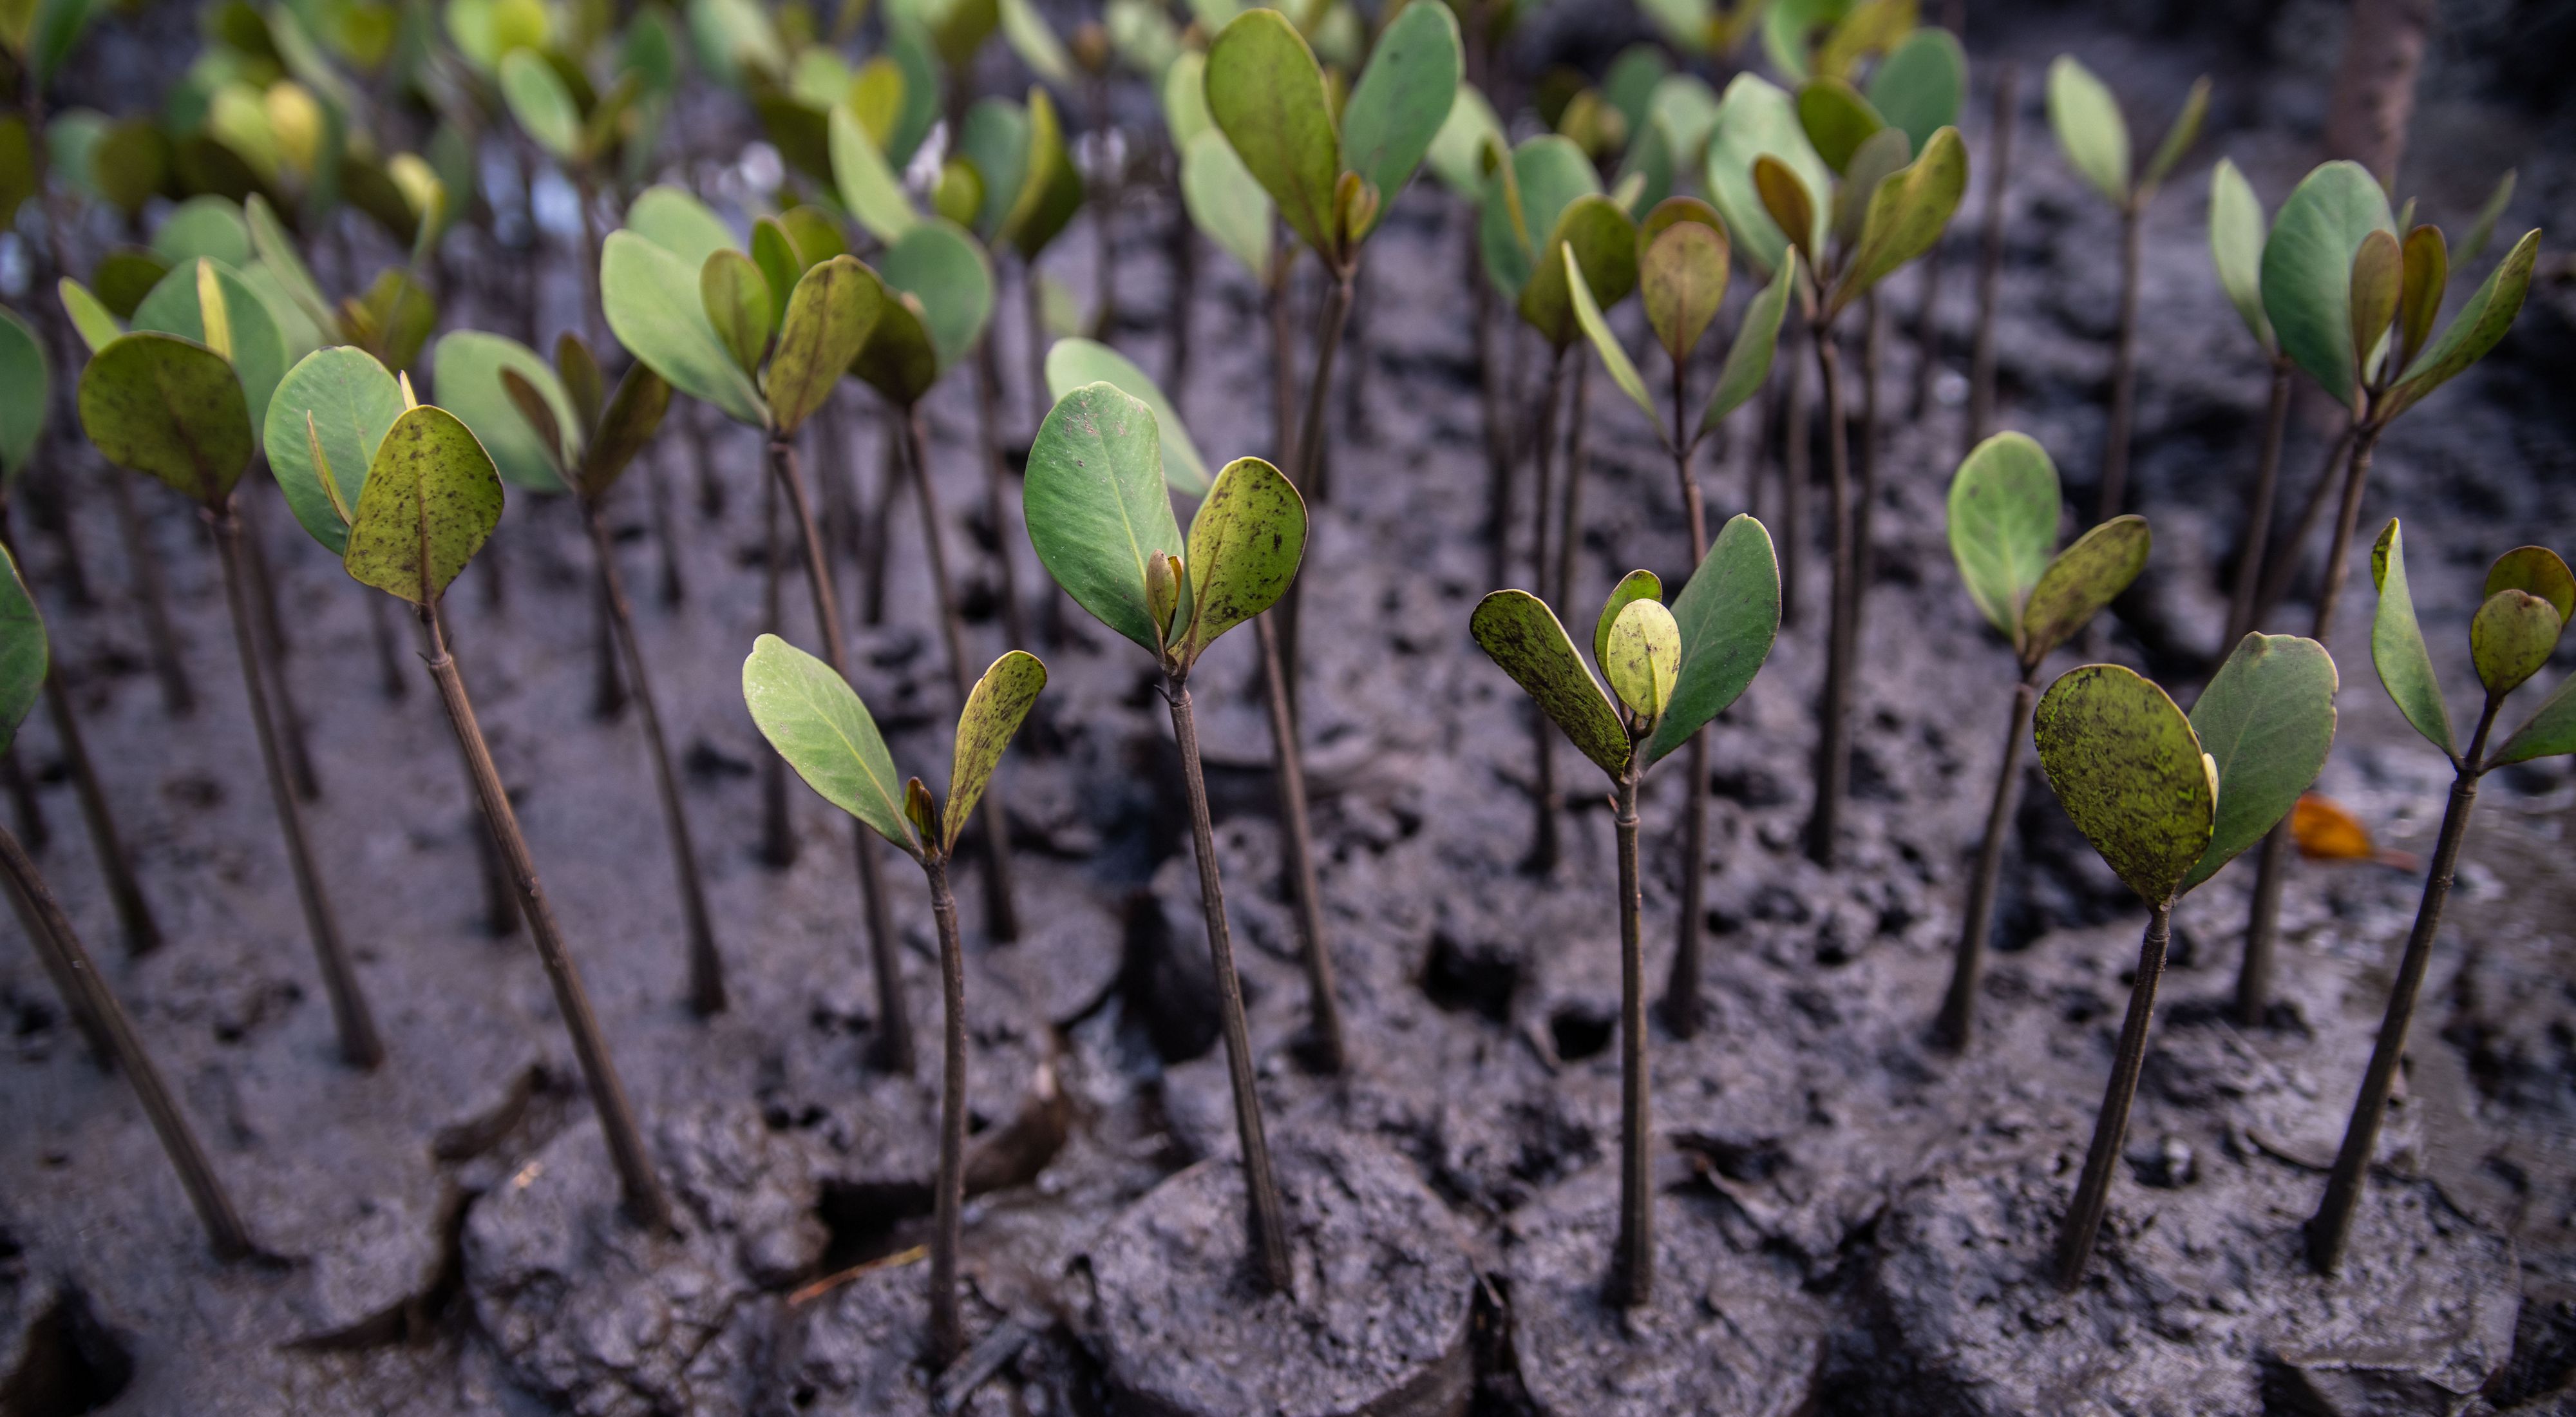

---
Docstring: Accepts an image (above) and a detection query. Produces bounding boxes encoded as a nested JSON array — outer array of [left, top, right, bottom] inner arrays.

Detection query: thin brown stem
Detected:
[[1908, 231, 1947, 421], [925, 853, 969, 1365], [760, 453, 797, 870], [1935, 670, 2038, 1051], [1554, 355, 1591, 610], [1607, 763, 1652, 1308], [901, 407, 1019, 943], [972, 339, 1034, 651], [1, 745, 42, 851], [1665, 354, 1712, 1038], [2096, 203, 2143, 520], [102, 471, 194, 713], [590, 542, 627, 719], [1475, 222, 1514, 589], [2056, 900, 2174, 1288], [364, 589, 408, 699], [1804, 322, 1854, 868], [2309, 696, 2496, 1273], [0, 821, 254, 1259], [1780, 313, 1810, 625], [1527, 346, 1570, 875], [2223, 359, 2296, 645], [1967, 62, 2019, 455], [420, 601, 668, 1228], [40, 671, 160, 956], [585, 502, 725, 1016], [1, 842, 114, 1066], [1254, 611, 1343, 1072], [1852, 292, 1885, 651], [770, 437, 914, 1073], [209, 504, 381, 1069], [1164, 677, 1294, 1293], [237, 492, 321, 801]]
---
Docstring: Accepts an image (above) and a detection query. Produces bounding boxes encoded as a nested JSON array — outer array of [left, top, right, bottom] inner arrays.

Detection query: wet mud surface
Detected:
[[8, 4, 2576, 1413]]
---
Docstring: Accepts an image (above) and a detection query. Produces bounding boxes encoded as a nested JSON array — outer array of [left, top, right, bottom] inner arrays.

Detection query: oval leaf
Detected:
[[1593, 569, 1663, 672], [2020, 513, 2149, 665], [0, 307, 48, 482], [2486, 546, 2575, 623], [1866, 27, 1964, 155], [602, 229, 767, 427], [1179, 456, 1305, 663], [1640, 211, 1728, 365], [1022, 383, 1186, 655], [1946, 430, 2060, 648], [1643, 513, 1780, 763], [2470, 590, 2563, 697], [1043, 337, 1210, 495], [2367, 518, 2454, 756], [2347, 227, 2401, 383], [432, 330, 576, 492], [1564, 242, 1658, 428], [2208, 158, 2271, 350], [1336, 0, 1461, 243], [2045, 55, 2128, 204], [701, 248, 773, 375], [2259, 160, 2394, 406], [343, 404, 504, 605], [2184, 633, 2339, 891], [2033, 663, 2213, 904], [1206, 8, 1341, 261], [945, 649, 1046, 854], [1795, 76, 1884, 175], [578, 363, 673, 499], [77, 331, 252, 500], [1469, 588, 1630, 779], [267, 345, 404, 554], [1604, 598, 1681, 724], [1520, 195, 1637, 345], [743, 632, 918, 856], [766, 255, 882, 435]]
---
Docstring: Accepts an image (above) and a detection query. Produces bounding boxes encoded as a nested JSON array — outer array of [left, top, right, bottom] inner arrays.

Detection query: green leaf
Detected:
[[1593, 569, 1662, 672], [1181, 129, 1274, 283], [1945, 430, 2060, 648], [59, 278, 123, 353], [2033, 663, 2213, 904], [1638, 200, 1728, 365], [1699, 252, 1794, 438], [945, 649, 1046, 854], [1866, 26, 1964, 156], [1564, 243, 1658, 429], [130, 257, 288, 441], [601, 229, 767, 428], [243, 193, 336, 336], [996, 0, 1072, 84], [701, 248, 773, 375], [2137, 76, 2208, 196], [2460, 169, 2515, 265], [91, 117, 167, 217], [266, 346, 404, 554], [766, 255, 881, 435], [76, 331, 252, 501], [1794, 76, 1883, 175], [2020, 514, 2149, 665], [1022, 383, 1186, 655], [1519, 195, 1636, 346], [2045, 54, 2128, 205], [0, 307, 48, 482], [1702, 74, 1832, 281], [1178, 456, 1305, 663], [1643, 513, 1779, 763], [2395, 225, 2448, 370], [152, 195, 252, 267], [500, 48, 582, 159], [578, 362, 672, 499], [1826, 125, 1965, 320], [1005, 88, 1084, 260], [1205, 8, 1341, 261], [558, 333, 605, 434], [92, 250, 167, 321], [2183, 632, 2339, 891], [876, 220, 992, 376], [0, 545, 42, 751], [341, 404, 504, 605], [2208, 158, 2271, 351], [624, 184, 741, 274], [1335, 0, 1460, 243], [2486, 546, 2576, 623], [1163, 51, 1213, 147], [2367, 518, 2453, 757], [2382, 229, 2538, 421], [2347, 227, 2401, 382], [2493, 672, 2576, 766], [1043, 337, 1211, 495], [1603, 598, 1681, 725], [2470, 590, 2563, 698], [751, 216, 808, 323], [827, 100, 925, 249], [498, 368, 569, 484], [956, 97, 1031, 241], [742, 631, 919, 856], [2259, 159, 2394, 406], [431, 330, 578, 491], [851, 294, 939, 408], [1425, 83, 1503, 200], [1830, 126, 1911, 251], [1469, 589, 1631, 778], [1479, 135, 1599, 300]]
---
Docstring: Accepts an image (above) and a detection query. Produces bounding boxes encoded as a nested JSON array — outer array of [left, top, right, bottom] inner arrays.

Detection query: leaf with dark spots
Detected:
[[341, 404, 504, 605], [945, 650, 1046, 854], [1470, 589, 1630, 779]]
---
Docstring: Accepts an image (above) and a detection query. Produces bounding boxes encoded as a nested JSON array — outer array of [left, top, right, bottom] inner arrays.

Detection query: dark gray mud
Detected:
[[6, 3, 2576, 1412]]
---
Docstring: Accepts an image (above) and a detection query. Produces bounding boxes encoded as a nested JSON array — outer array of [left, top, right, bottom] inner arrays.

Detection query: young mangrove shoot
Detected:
[[2034, 634, 2335, 1286], [1470, 514, 1781, 1308], [1935, 432, 2148, 1050], [746, 636, 1047, 1367]]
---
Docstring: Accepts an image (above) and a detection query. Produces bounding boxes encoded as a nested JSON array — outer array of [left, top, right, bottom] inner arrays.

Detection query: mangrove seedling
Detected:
[[2043, 55, 2208, 520], [0, 544, 253, 1260], [2231, 162, 2539, 1025], [0, 303, 162, 956], [1023, 382, 1309, 1294], [2308, 523, 2576, 1273], [1564, 220, 1794, 1037], [1479, 131, 1642, 873], [1932, 432, 2150, 1050], [1041, 337, 1347, 1069], [746, 637, 1046, 1367], [603, 192, 925, 1070], [2034, 633, 2336, 1286], [74, 274, 385, 1070], [2207, 158, 2294, 646], [493, 341, 726, 1016], [274, 354, 672, 1229], [837, 216, 1030, 946], [1470, 513, 1783, 1306], [1717, 74, 1967, 866]]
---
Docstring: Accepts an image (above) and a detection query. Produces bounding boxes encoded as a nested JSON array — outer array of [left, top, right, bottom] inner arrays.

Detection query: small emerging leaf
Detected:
[[1469, 589, 1630, 778], [578, 361, 672, 499], [1179, 457, 1305, 664], [2470, 590, 2563, 698], [945, 649, 1046, 853], [1643, 513, 1781, 764], [1827, 126, 1966, 320], [2347, 228, 2401, 385], [2396, 225, 2447, 369], [59, 278, 122, 354], [1564, 243, 1658, 430], [2137, 76, 2208, 196], [1593, 569, 1662, 674], [2208, 160, 2272, 351], [701, 249, 773, 375], [498, 368, 569, 480], [1520, 195, 1638, 347], [2382, 228, 2538, 421], [1752, 155, 1817, 273], [1603, 598, 1681, 725], [2033, 663, 2213, 904], [1700, 253, 1795, 438]]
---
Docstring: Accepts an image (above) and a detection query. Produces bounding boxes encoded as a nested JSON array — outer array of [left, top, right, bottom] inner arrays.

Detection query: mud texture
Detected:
[[6, 1, 2576, 1413]]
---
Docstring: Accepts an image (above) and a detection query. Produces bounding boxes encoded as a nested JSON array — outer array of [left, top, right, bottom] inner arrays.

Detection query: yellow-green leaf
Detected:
[[743, 631, 919, 856], [341, 404, 504, 604], [2032, 663, 2213, 904], [1469, 588, 1631, 778], [2183, 632, 2338, 890], [944, 649, 1046, 853], [765, 255, 881, 435], [76, 331, 252, 501], [1179, 456, 1304, 663], [1602, 597, 1680, 724], [2368, 518, 2454, 757], [2020, 514, 2149, 665]]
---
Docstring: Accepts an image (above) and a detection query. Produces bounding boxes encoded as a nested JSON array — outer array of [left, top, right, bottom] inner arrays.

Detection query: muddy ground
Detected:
[[6, 3, 2576, 1414]]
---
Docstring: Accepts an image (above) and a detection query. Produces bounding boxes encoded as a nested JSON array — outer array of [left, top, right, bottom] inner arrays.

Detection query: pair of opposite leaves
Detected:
[[1470, 513, 1783, 781], [2210, 158, 2540, 415], [2370, 520, 2576, 770]]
